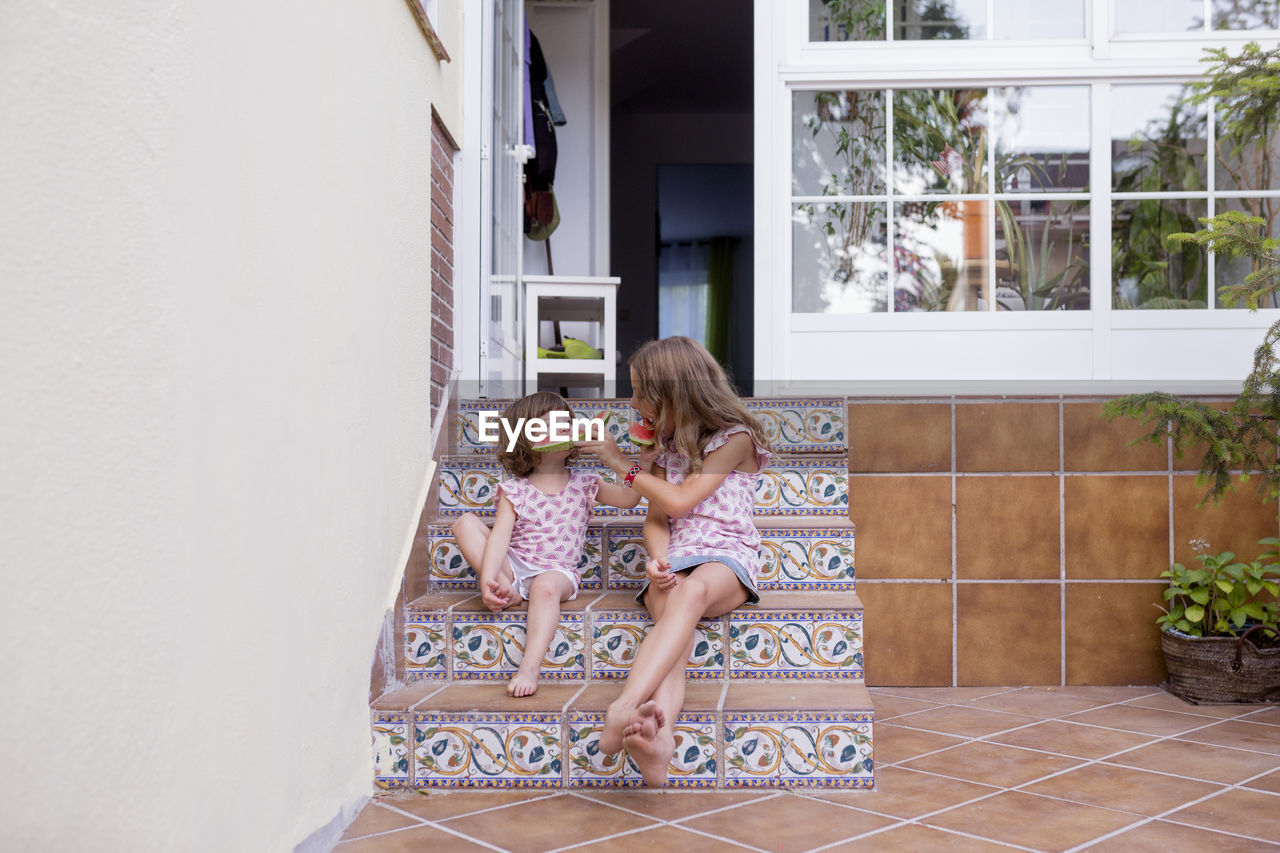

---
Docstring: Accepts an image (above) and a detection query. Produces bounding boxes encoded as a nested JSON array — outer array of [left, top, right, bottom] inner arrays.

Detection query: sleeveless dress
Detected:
[[496, 468, 600, 600], [647, 424, 771, 604]]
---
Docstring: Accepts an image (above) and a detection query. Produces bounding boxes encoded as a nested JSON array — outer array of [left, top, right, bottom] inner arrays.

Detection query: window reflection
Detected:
[[1112, 199, 1209, 309], [1111, 85, 1208, 193], [1212, 0, 1280, 29], [1215, 198, 1280, 308], [994, 200, 1091, 310], [793, 90, 887, 197], [793, 203, 889, 312], [894, 200, 988, 311], [1115, 0, 1204, 32], [894, 88, 990, 194], [993, 86, 1090, 192]]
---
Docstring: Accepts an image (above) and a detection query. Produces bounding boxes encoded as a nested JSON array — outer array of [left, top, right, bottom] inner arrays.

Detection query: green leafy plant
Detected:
[[1159, 539, 1280, 637]]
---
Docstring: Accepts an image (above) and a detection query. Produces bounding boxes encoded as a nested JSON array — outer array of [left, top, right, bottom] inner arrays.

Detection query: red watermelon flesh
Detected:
[[628, 417, 656, 447]]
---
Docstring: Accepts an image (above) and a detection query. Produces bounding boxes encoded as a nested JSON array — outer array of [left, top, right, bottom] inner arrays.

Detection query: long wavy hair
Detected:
[[629, 336, 770, 473], [496, 391, 579, 478]]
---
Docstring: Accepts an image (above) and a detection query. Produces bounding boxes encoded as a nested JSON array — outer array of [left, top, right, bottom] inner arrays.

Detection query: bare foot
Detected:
[[600, 699, 634, 754], [507, 668, 539, 697], [622, 702, 672, 787]]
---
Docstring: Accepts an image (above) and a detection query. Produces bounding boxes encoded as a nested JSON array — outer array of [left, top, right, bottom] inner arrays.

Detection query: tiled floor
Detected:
[[339, 686, 1280, 852]]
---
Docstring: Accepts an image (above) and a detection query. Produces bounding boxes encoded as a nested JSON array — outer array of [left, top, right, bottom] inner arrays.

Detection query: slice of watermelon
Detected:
[[628, 416, 656, 447], [531, 434, 574, 453]]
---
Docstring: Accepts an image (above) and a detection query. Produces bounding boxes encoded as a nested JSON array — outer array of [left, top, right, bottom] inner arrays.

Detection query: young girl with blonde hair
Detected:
[[583, 336, 772, 786], [453, 391, 639, 697]]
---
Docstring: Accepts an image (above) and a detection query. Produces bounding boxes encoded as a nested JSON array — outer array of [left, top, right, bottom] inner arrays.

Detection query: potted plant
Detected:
[[1104, 41, 1280, 703], [1157, 541, 1280, 703]]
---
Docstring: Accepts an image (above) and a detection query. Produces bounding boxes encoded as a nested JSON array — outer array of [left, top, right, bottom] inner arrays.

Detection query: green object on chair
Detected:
[[562, 337, 603, 359]]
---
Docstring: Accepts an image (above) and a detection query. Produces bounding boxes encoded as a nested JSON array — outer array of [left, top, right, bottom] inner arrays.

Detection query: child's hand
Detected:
[[482, 576, 511, 612], [638, 443, 660, 471], [646, 556, 677, 591]]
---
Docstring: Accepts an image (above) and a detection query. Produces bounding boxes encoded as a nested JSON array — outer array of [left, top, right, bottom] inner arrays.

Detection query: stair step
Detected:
[[372, 681, 874, 790], [456, 397, 847, 456], [426, 517, 855, 592], [435, 456, 850, 519], [403, 591, 864, 683]]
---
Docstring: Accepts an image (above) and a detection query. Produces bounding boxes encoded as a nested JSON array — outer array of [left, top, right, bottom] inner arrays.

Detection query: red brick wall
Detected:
[[430, 115, 457, 418]]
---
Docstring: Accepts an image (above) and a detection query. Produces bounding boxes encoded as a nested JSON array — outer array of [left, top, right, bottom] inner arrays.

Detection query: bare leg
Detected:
[[452, 513, 515, 611], [508, 571, 575, 697], [600, 562, 747, 760]]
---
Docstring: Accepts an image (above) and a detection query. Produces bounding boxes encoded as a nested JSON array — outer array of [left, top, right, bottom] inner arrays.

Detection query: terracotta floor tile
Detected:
[[440, 794, 658, 852], [574, 790, 773, 821], [1123, 691, 1261, 719], [924, 791, 1139, 852], [1020, 763, 1224, 816], [339, 802, 422, 839], [889, 704, 1037, 738], [678, 795, 896, 852], [1106, 738, 1280, 784], [900, 741, 1078, 788], [379, 789, 559, 822], [872, 723, 966, 765], [1165, 788, 1280, 841], [1049, 686, 1163, 704], [868, 693, 943, 721], [983, 720, 1153, 759], [1177, 720, 1280, 755], [810, 767, 999, 819], [1245, 768, 1280, 795], [822, 822, 1017, 851], [965, 687, 1105, 718], [334, 825, 494, 853], [559, 824, 756, 851], [1061, 704, 1217, 736], [1084, 819, 1280, 852], [1242, 706, 1280, 726], [870, 686, 1018, 703]]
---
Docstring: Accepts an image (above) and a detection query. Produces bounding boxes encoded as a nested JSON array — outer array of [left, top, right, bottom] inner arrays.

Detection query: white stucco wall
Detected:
[[0, 1, 458, 849]]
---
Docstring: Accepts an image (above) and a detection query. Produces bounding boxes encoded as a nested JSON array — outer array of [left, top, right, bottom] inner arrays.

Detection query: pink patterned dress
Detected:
[[654, 424, 771, 602], [496, 468, 600, 600]]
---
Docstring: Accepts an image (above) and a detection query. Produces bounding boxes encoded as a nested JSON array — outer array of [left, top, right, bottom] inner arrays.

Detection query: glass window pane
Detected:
[[994, 0, 1085, 39], [1111, 84, 1208, 193], [1112, 198, 1209, 308], [894, 88, 990, 194], [894, 200, 989, 311], [1212, 0, 1280, 29], [1215, 98, 1280, 191], [993, 86, 1090, 192], [793, 203, 889, 312], [792, 91, 888, 196], [810, 0, 886, 41], [1216, 197, 1280, 308], [896, 0, 987, 39], [1115, 0, 1205, 32], [994, 200, 1091, 310]]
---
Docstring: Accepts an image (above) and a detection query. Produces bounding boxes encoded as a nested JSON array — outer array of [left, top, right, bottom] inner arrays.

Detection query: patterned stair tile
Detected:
[[588, 593, 725, 679], [436, 457, 644, 520], [728, 599, 864, 679], [405, 592, 476, 682], [449, 597, 591, 682], [565, 684, 723, 788], [411, 685, 581, 788], [722, 683, 875, 788], [427, 521, 604, 591], [371, 684, 445, 789]]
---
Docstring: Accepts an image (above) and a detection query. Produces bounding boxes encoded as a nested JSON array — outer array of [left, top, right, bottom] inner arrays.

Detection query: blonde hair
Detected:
[[495, 391, 579, 478], [629, 336, 770, 473]]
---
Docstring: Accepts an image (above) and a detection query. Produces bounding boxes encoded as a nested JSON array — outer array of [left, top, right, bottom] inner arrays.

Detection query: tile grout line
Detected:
[[951, 398, 958, 686], [1059, 398, 1067, 687], [358, 802, 510, 852]]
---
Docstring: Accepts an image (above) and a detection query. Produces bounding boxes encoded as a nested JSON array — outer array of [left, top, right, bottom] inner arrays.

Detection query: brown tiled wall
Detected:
[[849, 398, 1279, 687], [430, 115, 458, 419]]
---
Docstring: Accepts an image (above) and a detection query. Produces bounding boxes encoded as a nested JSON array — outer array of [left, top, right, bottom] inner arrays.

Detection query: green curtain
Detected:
[[705, 237, 736, 365]]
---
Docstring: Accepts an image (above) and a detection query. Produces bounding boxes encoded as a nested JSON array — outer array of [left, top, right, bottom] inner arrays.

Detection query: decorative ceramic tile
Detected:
[[566, 714, 718, 788], [604, 525, 647, 589], [757, 529, 855, 590], [748, 399, 847, 454], [590, 614, 724, 679], [755, 459, 850, 517], [429, 524, 603, 590], [728, 612, 863, 678], [723, 712, 874, 788], [456, 400, 517, 454], [372, 711, 413, 788], [414, 712, 563, 787], [404, 618, 447, 681], [451, 613, 585, 680], [437, 458, 646, 519]]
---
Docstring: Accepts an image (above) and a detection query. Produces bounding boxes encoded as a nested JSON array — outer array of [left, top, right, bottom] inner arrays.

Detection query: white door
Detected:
[[480, 0, 528, 397]]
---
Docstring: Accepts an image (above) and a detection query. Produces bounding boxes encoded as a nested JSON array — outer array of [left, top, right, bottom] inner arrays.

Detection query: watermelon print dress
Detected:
[[497, 468, 600, 600], [645, 424, 771, 605]]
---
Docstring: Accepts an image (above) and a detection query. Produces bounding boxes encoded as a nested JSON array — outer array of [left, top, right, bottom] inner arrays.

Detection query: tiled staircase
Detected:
[[371, 399, 874, 789]]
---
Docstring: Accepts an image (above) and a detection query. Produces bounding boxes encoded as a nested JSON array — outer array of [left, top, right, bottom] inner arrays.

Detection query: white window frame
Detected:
[[754, 0, 1280, 393]]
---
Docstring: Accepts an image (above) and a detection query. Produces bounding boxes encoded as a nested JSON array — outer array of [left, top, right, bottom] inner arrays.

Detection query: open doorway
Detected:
[[610, 0, 754, 394]]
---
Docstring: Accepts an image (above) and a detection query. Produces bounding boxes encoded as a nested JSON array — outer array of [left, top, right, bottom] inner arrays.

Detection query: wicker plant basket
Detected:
[[1162, 625, 1280, 704]]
